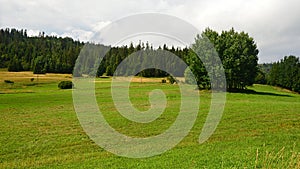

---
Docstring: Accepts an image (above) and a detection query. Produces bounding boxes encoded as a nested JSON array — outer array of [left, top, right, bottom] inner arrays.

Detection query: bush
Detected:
[[4, 80, 14, 84], [162, 79, 167, 83], [167, 76, 176, 84], [58, 81, 74, 89]]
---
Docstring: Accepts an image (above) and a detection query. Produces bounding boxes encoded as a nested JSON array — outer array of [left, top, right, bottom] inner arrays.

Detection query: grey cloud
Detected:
[[0, 0, 299, 62]]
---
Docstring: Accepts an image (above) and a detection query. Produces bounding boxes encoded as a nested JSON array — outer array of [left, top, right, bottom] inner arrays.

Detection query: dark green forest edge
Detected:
[[0, 28, 299, 92]]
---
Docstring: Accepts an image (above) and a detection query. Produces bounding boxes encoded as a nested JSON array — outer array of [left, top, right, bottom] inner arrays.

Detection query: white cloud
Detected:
[[91, 21, 111, 32], [61, 29, 94, 42], [26, 29, 41, 37]]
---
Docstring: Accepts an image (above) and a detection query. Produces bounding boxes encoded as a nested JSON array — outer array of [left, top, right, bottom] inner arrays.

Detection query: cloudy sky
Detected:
[[0, 0, 299, 63]]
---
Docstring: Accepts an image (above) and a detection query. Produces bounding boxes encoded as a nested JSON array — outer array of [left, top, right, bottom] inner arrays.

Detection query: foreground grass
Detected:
[[0, 72, 300, 168]]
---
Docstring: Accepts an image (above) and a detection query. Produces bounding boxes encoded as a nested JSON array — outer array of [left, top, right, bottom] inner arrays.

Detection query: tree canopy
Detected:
[[187, 28, 259, 90], [268, 56, 300, 93], [0, 28, 83, 73]]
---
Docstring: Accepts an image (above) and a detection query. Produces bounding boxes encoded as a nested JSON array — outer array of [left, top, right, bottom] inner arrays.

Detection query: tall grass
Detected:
[[255, 144, 300, 169]]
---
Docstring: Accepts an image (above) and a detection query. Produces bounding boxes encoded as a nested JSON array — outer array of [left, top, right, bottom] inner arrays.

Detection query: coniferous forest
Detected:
[[0, 28, 299, 92], [267, 56, 300, 92], [0, 28, 83, 73]]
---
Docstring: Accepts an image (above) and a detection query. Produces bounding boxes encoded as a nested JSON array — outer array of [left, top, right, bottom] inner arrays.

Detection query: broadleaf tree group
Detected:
[[186, 28, 259, 90]]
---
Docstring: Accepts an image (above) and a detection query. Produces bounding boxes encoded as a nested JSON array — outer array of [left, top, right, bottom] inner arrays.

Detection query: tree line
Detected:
[[257, 56, 300, 93], [0, 28, 189, 77], [0, 28, 83, 74], [2, 27, 298, 92]]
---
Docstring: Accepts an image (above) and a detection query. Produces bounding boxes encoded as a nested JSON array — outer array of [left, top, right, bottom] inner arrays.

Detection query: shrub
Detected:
[[58, 81, 74, 89], [4, 80, 14, 84], [167, 76, 176, 84], [30, 78, 34, 82], [162, 79, 167, 83]]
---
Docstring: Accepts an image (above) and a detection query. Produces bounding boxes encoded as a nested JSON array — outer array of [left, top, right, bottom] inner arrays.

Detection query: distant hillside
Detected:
[[0, 28, 83, 73], [0, 28, 190, 77]]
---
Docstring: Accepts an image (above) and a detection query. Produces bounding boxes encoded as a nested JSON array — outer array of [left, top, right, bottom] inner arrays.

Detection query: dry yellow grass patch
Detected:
[[0, 70, 72, 94], [98, 76, 185, 83], [0, 71, 72, 83]]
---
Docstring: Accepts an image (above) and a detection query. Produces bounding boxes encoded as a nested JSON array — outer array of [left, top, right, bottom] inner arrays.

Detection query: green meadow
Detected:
[[0, 71, 300, 168]]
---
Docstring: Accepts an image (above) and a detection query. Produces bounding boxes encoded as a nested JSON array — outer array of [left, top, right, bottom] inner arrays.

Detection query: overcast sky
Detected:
[[0, 0, 299, 63]]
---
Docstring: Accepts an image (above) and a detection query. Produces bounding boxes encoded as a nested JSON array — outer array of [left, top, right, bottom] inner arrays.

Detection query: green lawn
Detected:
[[0, 75, 300, 168]]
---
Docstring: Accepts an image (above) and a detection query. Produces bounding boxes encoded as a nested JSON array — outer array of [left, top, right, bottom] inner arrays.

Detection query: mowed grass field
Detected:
[[0, 70, 300, 168]]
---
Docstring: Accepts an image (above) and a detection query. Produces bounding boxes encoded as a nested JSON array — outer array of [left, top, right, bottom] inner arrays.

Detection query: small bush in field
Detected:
[[58, 81, 74, 89], [4, 80, 14, 84], [167, 76, 176, 84]]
